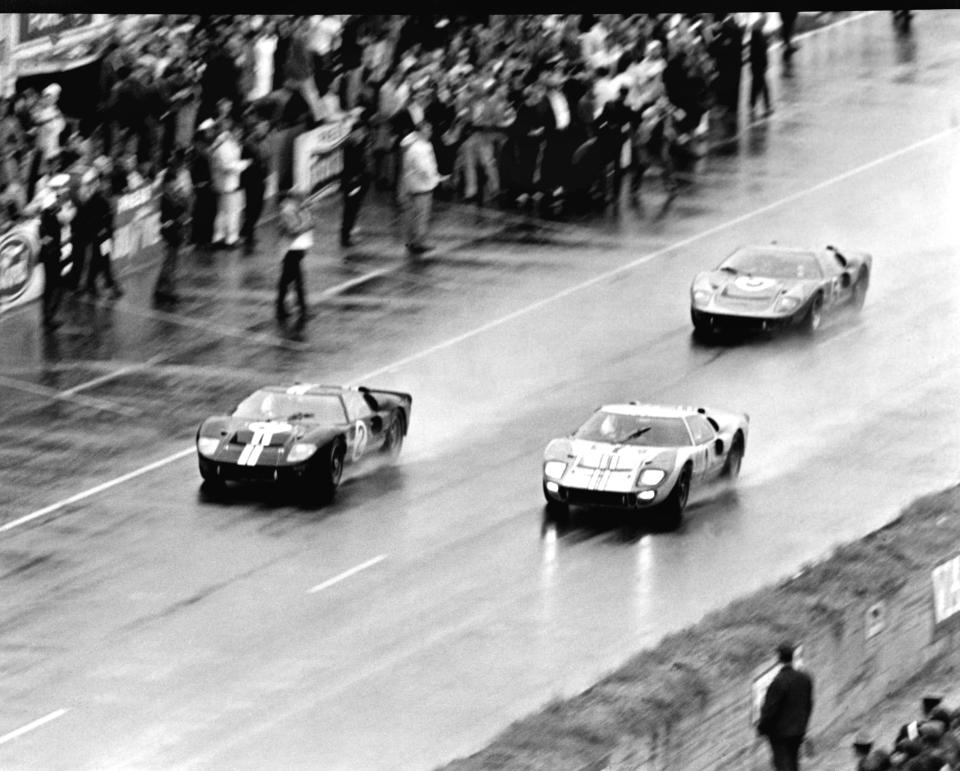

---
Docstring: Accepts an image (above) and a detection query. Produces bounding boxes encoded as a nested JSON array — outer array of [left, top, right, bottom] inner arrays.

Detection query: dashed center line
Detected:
[[308, 555, 386, 594], [0, 708, 69, 746]]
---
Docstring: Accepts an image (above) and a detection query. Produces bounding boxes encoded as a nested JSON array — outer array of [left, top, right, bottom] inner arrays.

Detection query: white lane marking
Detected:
[[318, 267, 394, 298], [0, 708, 69, 746], [59, 353, 167, 397], [0, 373, 139, 418], [350, 125, 958, 384], [0, 448, 195, 534], [308, 555, 386, 594], [5, 113, 954, 536]]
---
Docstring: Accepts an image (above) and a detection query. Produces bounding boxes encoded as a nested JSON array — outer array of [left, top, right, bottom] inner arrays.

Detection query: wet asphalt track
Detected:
[[2, 12, 960, 770]]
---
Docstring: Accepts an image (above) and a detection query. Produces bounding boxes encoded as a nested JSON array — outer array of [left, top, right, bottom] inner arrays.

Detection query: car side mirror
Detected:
[[707, 416, 720, 432], [371, 415, 383, 433], [841, 272, 852, 288], [714, 438, 724, 455]]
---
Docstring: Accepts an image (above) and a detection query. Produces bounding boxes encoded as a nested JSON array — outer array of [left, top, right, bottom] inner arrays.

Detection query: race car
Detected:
[[542, 402, 749, 529], [690, 243, 871, 338], [196, 383, 411, 501]]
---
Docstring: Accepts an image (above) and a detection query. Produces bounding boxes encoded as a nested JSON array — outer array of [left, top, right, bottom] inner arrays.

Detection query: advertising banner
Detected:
[[112, 182, 161, 267], [0, 223, 42, 314], [18, 14, 94, 44], [292, 118, 353, 202]]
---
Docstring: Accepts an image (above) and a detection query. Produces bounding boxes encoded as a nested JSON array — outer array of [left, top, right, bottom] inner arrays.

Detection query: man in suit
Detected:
[[757, 642, 814, 771]]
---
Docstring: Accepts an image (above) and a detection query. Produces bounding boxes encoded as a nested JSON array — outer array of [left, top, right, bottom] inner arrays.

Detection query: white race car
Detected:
[[542, 402, 749, 529]]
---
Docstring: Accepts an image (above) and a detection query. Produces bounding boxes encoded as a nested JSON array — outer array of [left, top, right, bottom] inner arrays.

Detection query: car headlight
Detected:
[[637, 468, 666, 486], [774, 294, 802, 312], [287, 443, 318, 463], [543, 460, 567, 480], [692, 288, 713, 306], [197, 437, 220, 457]]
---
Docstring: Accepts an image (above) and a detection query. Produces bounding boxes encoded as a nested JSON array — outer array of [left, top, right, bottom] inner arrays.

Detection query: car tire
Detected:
[[660, 466, 690, 531], [801, 293, 823, 334], [199, 464, 225, 491], [543, 484, 570, 526], [380, 413, 405, 460], [851, 270, 869, 310], [723, 435, 744, 479], [316, 438, 346, 504]]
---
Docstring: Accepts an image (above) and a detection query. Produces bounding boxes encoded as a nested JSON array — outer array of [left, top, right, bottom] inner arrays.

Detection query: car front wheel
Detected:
[[660, 467, 691, 531], [316, 438, 345, 504], [543, 483, 570, 526], [801, 294, 823, 334]]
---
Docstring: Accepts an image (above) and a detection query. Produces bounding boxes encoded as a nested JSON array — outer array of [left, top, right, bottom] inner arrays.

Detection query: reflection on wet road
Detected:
[[3, 12, 960, 770]]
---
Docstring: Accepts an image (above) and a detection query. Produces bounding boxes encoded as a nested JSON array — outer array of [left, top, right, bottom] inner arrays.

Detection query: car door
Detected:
[[340, 390, 385, 461], [686, 414, 724, 481]]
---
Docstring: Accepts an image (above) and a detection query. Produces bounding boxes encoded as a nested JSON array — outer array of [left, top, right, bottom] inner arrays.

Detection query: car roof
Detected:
[[727, 244, 819, 261], [259, 383, 348, 396], [600, 403, 696, 419]]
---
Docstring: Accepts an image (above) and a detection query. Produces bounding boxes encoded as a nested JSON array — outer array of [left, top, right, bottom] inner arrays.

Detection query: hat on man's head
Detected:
[[39, 190, 58, 210], [776, 642, 795, 662], [42, 83, 62, 98], [922, 695, 943, 714], [81, 168, 98, 185], [198, 118, 216, 132], [928, 707, 952, 727]]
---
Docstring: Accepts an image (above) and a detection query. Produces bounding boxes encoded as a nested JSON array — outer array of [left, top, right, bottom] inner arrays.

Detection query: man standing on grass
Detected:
[[757, 642, 814, 771]]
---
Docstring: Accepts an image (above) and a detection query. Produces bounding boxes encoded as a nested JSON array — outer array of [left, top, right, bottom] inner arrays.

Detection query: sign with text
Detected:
[[112, 183, 161, 266], [18, 14, 94, 44], [0, 223, 41, 313], [931, 553, 960, 636], [292, 118, 353, 201]]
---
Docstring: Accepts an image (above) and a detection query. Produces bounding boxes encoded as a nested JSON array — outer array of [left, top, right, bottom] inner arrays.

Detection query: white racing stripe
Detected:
[[0, 708, 69, 746], [5, 124, 956, 536], [308, 555, 387, 594]]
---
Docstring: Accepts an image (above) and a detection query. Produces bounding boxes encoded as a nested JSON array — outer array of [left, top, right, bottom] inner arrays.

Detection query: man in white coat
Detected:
[[210, 120, 249, 248], [395, 111, 439, 256]]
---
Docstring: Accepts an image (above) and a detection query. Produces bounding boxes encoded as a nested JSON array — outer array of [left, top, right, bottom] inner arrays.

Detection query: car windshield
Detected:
[[574, 411, 692, 447], [721, 248, 821, 280], [233, 390, 347, 423]]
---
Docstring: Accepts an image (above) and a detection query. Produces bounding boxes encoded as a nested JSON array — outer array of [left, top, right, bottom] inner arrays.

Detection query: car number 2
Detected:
[[353, 420, 368, 461]]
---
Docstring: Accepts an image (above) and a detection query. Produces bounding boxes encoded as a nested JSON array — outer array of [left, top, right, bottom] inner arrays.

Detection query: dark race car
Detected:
[[690, 244, 871, 339], [196, 383, 411, 501]]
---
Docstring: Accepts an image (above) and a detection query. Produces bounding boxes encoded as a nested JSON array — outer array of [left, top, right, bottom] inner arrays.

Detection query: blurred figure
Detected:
[[756, 642, 814, 771], [84, 170, 123, 299], [708, 13, 744, 134], [896, 696, 945, 745], [853, 731, 874, 769], [779, 12, 799, 59], [340, 109, 372, 247], [190, 120, 216, 250], [37, 185, 66, 330], [67, 168, 97, 293], [240, 116, 269, 254], [749, 15, 773, 117], [395, 110, 439, 255], [154, 164, 191, 304], [210, 119, 247, 249], [276, 189, 314, 330]]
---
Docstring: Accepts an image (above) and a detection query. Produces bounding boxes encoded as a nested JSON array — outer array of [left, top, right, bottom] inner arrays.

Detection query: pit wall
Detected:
[[446, 484, 960, 771]]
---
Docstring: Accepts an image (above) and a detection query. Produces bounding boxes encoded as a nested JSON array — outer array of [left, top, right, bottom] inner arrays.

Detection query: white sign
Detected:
[[292, 118, 353, 198], [750, 645, 804, 725], [931, 554, 960, 625]]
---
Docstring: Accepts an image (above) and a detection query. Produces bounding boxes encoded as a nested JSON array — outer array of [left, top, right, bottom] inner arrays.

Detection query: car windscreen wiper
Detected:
[[617, 426, 651, 444], [720, 265, 738, 274], [286, 412, 315, 421]]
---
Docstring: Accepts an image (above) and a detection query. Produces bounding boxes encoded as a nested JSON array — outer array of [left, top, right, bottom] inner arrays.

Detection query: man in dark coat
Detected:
[[38, 190, 64, 330], [749, 15, 773, 117], [240, 116, 268, 254], [757, 642, 814, 771], [708, 14, 745, 134], [84, 170, 122, 299], [340, 109, 372, 247], [190, 121, 216, 250], [154, 164, 191, 304]]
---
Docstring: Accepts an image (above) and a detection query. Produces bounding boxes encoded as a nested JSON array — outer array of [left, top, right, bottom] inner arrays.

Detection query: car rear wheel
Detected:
[[381, 414, 405, 460], [660, 467, 690, 531], [851, 270, 869, 310], [316, 438, 345, 504], [802, 294, 823, 334], [723, 435, 744, 479]]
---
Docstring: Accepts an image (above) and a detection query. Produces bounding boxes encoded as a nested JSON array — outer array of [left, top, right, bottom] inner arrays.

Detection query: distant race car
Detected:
[[196, 383, 411, 501], [690, 243, 871, 338], [542, 402, 749, 529]]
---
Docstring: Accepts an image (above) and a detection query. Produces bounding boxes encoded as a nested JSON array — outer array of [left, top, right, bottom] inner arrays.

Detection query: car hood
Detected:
[[695, 272, 815, 311], [200, 416, 340, 447], [546, 437, 677, 488]]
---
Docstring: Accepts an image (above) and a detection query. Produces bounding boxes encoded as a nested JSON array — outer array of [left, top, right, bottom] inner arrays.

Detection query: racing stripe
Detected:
[[237, 444, 255, 465], [246, 445, 264, 466]]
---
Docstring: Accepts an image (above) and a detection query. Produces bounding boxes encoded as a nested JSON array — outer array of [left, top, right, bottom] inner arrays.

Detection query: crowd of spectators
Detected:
[[0, 12, 796, 237], [853, 695, 960, 770]]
